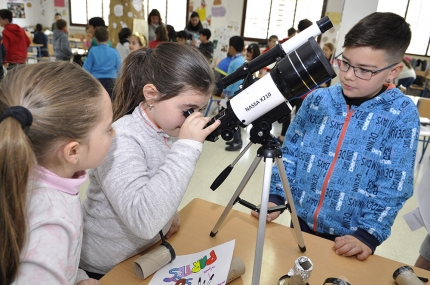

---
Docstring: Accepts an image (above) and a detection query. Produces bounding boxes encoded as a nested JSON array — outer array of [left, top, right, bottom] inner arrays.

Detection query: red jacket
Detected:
[[2, 23, 30, 64]]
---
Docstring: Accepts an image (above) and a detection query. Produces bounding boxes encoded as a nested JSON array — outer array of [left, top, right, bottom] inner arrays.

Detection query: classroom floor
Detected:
[[79, 119, 428, 268]]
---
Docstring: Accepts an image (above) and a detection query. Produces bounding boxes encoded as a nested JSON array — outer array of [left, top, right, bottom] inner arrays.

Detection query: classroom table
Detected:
[[100, 198, 430, 284]]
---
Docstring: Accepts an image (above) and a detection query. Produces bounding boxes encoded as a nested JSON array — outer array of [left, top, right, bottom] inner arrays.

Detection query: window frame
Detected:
[[69, 0, 109, 27], [240, 0, 328, 42]]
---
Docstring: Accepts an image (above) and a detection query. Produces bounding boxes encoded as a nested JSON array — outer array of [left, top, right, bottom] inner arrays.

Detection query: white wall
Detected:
[[0, 0, 70, 31]]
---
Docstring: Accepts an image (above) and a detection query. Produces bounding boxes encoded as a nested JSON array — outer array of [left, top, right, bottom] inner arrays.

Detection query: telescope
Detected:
[[205, 16, 336, 142]]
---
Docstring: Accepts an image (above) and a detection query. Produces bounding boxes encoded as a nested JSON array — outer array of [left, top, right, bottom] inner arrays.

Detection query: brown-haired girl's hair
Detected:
[[113, 42, 214, 121], [147, 9, 162, 26], [0, 61, 104, 284]]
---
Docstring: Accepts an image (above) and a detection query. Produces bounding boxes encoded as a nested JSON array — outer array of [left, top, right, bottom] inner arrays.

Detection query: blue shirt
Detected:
[[223, 54, 245, 97], [269, 84, 420, 252], [83, 44, 121, 79]]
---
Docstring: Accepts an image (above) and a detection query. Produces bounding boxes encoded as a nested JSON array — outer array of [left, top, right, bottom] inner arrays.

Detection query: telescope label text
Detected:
[[244, 92, 271, 112]]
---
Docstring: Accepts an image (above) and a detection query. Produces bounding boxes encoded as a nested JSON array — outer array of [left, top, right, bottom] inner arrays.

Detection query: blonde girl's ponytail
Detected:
[[0, 107, 35, 285]]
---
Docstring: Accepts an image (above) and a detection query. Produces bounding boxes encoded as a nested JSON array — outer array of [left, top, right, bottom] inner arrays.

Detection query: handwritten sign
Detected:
[[149, 240, 235, 285]]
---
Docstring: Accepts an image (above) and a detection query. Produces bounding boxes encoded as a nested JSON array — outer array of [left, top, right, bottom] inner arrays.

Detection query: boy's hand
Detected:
[[250, 202, 282, 222], [178, 111, 220, 143], [165, 213, 180, 239], [77, 278, 100, 285], [332, 235, 372, 260]]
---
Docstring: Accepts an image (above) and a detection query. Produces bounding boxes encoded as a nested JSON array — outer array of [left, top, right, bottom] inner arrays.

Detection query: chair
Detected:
[[420, 68, 430, 98], [417, 97, 430, 163]]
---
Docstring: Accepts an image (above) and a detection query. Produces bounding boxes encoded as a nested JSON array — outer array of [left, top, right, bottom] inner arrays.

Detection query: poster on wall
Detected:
[[7, 3, 25, 19], [54, 0, 66, 8]]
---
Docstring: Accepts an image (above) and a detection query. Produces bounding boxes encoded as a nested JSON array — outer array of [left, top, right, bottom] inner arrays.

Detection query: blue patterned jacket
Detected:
[[269, 83, 419, 251]]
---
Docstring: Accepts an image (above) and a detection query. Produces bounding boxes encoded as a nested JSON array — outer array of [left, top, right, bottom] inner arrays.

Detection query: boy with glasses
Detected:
[[253, 12, 419, 261]]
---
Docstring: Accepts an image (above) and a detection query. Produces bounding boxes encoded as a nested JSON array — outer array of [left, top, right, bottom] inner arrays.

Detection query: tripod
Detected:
[[209, 123, 306, 285]]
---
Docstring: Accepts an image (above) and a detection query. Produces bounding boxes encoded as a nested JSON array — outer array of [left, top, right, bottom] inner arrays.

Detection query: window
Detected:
[[70, 0, 110, 26], [143, 0, 187, 32], [377, 0, 430, 56], [242, 0, 326, 41]]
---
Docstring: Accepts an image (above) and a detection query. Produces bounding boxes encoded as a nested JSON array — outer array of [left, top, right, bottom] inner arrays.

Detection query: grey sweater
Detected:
[[53, 30, 72, 60], [79, 104, 202, 274]]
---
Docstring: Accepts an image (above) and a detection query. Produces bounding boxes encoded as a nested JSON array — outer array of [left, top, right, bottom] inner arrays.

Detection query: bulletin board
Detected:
[[108, 0, 146, 47]]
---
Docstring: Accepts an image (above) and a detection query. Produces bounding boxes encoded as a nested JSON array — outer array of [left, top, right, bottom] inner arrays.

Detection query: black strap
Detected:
[[159, 230, 176, 262], [0, 106, 33, 129]]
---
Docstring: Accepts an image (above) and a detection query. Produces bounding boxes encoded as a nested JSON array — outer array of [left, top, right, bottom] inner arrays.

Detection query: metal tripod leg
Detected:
[[275, 157, 306, 251], [210, 155, 263, 237], [251, 158, 273, 285]]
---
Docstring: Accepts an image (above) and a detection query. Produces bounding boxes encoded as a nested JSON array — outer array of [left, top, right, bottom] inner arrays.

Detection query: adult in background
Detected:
[[184, 11, 203, 47], [51, 12, 61, 31]]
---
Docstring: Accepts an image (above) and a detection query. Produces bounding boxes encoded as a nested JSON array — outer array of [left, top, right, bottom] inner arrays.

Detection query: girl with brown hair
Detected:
[[79, 42, 220, 279]]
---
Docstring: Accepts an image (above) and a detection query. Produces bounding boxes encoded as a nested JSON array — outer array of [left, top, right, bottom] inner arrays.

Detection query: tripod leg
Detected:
[[210, 156, 263, 237], [275, 157, 306, 252], [251, 159, 273, 285]]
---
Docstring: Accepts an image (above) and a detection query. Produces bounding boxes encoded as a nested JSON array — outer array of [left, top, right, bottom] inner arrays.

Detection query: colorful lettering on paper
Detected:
[[163, 250, 217, 283]]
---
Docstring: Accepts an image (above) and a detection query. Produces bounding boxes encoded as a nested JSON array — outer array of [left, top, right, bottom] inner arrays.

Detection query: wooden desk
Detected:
[[68, 38, 83, 48], [100, 199, 430, 284]]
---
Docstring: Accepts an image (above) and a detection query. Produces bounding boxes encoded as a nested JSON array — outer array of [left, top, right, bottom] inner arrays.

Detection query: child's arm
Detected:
[[332, 235, 372, 260], [349, 97, 420, 255], [93, 113, 220, 239], [82, 50, 93, 72], [16, 219, 80, 284]]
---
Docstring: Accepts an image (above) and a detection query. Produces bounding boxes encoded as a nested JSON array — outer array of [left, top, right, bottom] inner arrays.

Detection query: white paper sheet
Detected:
[[149, 240, 235, 285]]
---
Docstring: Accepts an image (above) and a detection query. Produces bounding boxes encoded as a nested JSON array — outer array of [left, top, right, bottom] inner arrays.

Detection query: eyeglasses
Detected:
[[333, 53, 398, 81]]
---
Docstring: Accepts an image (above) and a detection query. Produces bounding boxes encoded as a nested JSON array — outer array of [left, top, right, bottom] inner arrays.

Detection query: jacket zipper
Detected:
[[312, 106, 354, 232]]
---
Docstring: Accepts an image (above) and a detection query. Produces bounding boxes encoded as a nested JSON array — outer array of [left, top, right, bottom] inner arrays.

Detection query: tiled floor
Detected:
[[79, 120, 428, 268]]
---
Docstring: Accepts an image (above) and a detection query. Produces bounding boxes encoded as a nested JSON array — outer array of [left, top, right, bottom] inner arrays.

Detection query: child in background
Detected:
[[79, 43, 220, 279], [116, 27, 132, 62], [246, 43, 261, 78], [176, 30, 188, 44], [0, 9, 30, 67], [81, 26, 93, 51], [198, 28, 214, 62], [129, 32, 147, 52], [287, 27, 297, 39], [53, 19, 73, 61], [259, 35, 278, 76], [223, 36, 245, 151], [0, 61, 113, 285], [166, 25, 177, 42], [33, 23, 48, 58], [83, 27, 121, 101], [246, 43, 260, 61], [147, 9, 162, 42], [148, 25, 168, 49], [253, 12, 419, 261], [396, 57, 416, 90], [87, 17, 112, 47]]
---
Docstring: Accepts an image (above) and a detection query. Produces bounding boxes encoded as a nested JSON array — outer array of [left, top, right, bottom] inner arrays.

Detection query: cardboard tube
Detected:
[[133, 245, 172, 280], [226, 257, 246, 284], [393, 266, 424, 285]]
